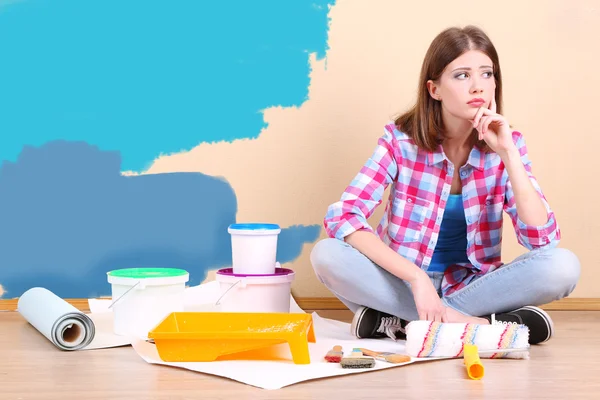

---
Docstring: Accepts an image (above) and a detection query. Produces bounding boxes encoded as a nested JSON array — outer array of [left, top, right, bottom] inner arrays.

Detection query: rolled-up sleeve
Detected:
[[324, 126, 399, 240], [504, 132, 560, 250]]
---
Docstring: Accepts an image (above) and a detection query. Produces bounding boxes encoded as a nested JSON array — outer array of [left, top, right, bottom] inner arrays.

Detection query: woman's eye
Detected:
[[483, 71, 493, 78], [455, 72, 468, 79]]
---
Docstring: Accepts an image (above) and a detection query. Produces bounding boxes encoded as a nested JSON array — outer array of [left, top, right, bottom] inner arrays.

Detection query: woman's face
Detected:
[[428, 50, 496, 121]]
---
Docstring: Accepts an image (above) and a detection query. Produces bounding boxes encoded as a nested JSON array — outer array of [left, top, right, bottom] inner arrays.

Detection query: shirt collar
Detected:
[[426, 145, 446, 167], [466, 146, 486, 171], [426, 144, 487, 171]]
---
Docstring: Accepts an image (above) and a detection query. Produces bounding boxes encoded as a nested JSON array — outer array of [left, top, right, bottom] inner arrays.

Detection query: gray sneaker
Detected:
[[350, 306, 407, 340]]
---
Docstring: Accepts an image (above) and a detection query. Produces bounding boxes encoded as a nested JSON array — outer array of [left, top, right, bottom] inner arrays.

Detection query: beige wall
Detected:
[[145, 0, 600, 298]]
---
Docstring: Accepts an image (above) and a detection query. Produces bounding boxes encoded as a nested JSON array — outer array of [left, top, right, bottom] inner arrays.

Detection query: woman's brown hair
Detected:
[[395, 25, 502, 153]]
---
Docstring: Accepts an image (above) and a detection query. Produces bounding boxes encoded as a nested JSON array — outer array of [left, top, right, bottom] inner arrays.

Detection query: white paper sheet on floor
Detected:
[[124, 281, 432, 390], [21, 281, 432, 389]]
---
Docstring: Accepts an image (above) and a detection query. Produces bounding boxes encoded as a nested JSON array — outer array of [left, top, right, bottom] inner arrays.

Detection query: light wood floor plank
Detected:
[[1, 310, 598, 399]]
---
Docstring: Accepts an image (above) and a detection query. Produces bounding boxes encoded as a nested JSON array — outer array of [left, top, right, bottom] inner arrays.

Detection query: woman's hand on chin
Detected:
[[470, 97, 518, 157]]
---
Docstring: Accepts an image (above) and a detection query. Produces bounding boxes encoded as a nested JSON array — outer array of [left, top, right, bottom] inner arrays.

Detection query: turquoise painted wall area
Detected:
[[0, 0, 332, 172], [0, 0, 331, 298]]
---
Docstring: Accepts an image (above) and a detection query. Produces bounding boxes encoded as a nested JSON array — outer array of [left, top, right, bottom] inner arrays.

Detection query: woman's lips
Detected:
[[467, 98, 486, 107]]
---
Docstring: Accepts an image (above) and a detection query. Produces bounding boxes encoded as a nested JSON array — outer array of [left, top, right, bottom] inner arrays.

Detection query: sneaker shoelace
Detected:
[[490, 313, 520, 325], [376, 316, 405, 340]]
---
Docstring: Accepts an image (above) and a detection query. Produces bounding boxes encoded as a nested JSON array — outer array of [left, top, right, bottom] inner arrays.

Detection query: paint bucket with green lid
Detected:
[[106, 268, 189, 338]]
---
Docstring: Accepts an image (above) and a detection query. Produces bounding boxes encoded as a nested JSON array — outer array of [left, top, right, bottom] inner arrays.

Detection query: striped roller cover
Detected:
[[405, 321, 530, 359]]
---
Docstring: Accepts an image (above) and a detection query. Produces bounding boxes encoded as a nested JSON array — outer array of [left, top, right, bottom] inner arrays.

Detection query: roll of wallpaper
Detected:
[[405, 320, 530, 359], [17, 287, 95, 350]]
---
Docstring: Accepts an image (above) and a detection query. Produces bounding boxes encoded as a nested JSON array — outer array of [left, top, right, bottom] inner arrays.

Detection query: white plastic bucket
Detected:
[[215, 267, 295, 313], [228, 223, 281, 275], [106, 268, 189, 338]]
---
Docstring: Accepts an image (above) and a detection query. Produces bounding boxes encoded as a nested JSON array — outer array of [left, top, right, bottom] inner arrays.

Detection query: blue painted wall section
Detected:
[[0, 0, 334, 172], [0, 142, 321, 298], [0, 0, 330, 298]]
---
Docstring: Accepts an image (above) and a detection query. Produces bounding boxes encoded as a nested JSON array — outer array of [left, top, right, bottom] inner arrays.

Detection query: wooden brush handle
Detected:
[[358, 348, 380, 357], [358, 348, 412, 363], [384, 354, 412, 363]]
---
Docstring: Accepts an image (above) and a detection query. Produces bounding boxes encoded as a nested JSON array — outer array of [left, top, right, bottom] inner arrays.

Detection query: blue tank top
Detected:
[[428, 194, 469, 272]]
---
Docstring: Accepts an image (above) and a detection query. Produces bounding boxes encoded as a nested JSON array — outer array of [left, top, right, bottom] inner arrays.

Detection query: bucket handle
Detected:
[[215, 279, 244, 306], [108, 281, 142, 309]]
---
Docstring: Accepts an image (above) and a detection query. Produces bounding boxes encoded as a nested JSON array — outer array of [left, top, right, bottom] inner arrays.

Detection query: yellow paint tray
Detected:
[[147, 312, 316, 364]]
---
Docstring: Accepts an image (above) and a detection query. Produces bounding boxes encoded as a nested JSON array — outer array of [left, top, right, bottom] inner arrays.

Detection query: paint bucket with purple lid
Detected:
[[215, 266, 295, 313]]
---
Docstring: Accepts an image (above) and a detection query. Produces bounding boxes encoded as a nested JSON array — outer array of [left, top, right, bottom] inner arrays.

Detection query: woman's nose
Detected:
[[470, 77, 484, 94], [470, 85, 483, 94]]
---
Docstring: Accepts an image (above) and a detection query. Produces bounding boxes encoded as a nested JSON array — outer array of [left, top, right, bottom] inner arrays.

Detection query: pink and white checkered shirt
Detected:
[[324, 123, 560, 296]]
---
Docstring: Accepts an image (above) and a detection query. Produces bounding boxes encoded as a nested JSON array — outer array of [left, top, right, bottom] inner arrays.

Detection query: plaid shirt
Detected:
[[324, 123, 560, 296]]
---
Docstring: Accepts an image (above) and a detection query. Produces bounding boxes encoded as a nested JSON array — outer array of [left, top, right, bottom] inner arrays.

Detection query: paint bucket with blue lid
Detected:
[[228, 223, 281, 275]]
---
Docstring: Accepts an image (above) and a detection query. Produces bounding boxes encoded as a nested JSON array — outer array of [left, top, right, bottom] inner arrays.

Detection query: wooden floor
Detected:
[[1, 310, 599, 399]]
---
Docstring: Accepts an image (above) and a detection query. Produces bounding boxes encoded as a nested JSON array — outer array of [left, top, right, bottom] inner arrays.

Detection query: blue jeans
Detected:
[[310, 238, 581, 320]]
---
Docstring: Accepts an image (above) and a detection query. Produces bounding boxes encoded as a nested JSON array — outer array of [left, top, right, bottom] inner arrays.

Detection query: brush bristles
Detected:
[[324, 354, 342, 363]]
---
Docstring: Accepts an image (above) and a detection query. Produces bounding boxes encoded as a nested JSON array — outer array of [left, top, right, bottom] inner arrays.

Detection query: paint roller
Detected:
[[405, 320, 530, 360]]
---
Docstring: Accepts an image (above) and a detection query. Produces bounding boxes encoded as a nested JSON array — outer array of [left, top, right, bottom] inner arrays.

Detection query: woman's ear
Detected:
[[427, 80, 441, 101]]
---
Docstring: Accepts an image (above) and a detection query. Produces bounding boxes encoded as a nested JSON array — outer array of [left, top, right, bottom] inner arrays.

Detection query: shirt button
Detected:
[[460, 170, 467, 177], [467, 218, 471, 223], [407, 198, 413, 203]]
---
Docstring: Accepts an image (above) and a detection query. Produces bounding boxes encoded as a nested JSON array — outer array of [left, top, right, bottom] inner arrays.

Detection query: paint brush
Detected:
[[324, 345, 343, 363], [340, 348, 375, 369], [358, 348, 412, 364]]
